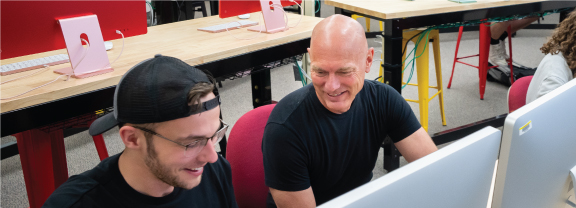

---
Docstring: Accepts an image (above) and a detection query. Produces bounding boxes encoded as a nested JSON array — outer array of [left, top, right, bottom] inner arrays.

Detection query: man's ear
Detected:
[[365, 47, 374, 73], [119, 126, 144, 150]]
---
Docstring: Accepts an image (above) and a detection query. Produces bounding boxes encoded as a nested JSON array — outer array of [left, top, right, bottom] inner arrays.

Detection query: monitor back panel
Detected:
[[493, 79, 576, 208], [1, 1, 147, 60], [319, 127, 501, 208]]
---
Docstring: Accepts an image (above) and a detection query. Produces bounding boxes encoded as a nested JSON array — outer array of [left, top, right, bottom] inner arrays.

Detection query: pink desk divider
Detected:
[[247, 0, 287, 34], [54, 14, 114, 78]]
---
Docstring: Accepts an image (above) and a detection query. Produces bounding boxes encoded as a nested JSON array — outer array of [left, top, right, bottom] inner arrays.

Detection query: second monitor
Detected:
[[319, 127, 501, 208], [492, 79, 576, 208]]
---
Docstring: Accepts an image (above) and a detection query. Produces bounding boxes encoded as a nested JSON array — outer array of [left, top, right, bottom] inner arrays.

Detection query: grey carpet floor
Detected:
[[0, 5, 562, 207]]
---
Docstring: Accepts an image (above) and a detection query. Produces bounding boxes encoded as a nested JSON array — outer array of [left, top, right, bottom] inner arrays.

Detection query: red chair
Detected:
[[448, 23, 515, 100], [508, 76, 533, 113], [227, 104, 276, 208]]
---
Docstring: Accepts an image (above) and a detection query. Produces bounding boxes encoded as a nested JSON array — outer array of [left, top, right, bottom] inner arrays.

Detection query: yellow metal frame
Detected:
[[352, 16, 446, 132], [401, 29, 447, 132]]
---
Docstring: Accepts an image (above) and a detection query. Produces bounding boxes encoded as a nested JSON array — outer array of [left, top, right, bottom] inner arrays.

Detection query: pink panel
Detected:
[[59, 15, 111, 76], [260, 0, 288, 33]]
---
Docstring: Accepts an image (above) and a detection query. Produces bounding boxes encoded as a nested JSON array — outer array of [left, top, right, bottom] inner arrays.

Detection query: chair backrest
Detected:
[[226, 104, 276, 208], [508, 76, 533, 113]]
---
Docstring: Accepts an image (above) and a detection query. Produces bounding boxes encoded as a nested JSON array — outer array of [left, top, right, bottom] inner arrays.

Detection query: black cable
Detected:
[[401, 30, 426, 58], [175, 0, 183, 21], [373, 30, 424, 82]]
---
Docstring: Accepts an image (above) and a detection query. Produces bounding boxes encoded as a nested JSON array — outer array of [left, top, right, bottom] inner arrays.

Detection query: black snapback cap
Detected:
[[89, 54, 220, 136]]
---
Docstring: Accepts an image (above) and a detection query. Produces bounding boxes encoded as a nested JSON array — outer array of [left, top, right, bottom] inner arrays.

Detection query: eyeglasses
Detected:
[[133, 119, 229, 158]]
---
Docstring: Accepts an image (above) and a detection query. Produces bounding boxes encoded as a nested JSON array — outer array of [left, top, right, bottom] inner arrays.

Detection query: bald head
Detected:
[[306, 15, 374, 114], [310, 14, 368, 56]]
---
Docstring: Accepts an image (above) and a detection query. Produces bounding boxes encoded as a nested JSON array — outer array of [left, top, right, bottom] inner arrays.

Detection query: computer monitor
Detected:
[[319, 127, 502, 208], [492, 79, 576, 208], [1, 1, 147, 60], [218, 0, 302, 18]]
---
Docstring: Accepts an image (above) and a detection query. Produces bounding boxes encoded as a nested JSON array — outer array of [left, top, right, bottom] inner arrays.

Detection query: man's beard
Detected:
[[144, 140, 195, 190]]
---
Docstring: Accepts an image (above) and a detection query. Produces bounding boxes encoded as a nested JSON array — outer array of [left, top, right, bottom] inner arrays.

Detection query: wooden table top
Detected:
[[324, 0, 544, 19], [1, 13, 322, 113]]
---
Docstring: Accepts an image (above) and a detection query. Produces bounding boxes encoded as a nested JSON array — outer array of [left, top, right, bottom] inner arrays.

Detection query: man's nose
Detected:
[[196, 139, 219, 163], [325, 74, 340, 92]]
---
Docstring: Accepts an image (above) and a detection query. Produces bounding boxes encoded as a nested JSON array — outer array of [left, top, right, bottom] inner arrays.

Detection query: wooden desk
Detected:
[[1, 13, 319, 114], [325, 0, 576, 171], [1, 13, 321, 134], [326, 0, 543, 19], [1, 13, 322, 208]]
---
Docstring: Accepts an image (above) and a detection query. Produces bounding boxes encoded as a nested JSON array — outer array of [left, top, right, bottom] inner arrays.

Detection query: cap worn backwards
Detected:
[[88, 54, 220, 136]]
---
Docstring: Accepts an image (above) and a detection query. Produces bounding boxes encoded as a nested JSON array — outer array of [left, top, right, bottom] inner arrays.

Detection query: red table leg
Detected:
[[92, 134, 109, 161], [507, 25, 515, 85], [447, 26, 465, 89], [50, 129, 69, 187], [14, 129, 68, 208], [478, 22, 491, 100]]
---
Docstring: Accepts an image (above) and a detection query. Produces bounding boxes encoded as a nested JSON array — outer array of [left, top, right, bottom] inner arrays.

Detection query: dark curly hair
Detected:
[[540, 10, 576, 75]]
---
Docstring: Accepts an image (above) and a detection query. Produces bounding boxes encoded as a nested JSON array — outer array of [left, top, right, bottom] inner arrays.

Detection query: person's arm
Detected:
[[262, 123, 313, 207], [536, 76, 569, 100], [379, 83, 437, 162], [270, 187, 316, 208], [394, 127, 437, 163]]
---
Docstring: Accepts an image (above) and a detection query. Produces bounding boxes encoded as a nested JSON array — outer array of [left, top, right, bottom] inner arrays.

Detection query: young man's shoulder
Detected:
[[206, 154, 232, 178], [43, 154, 235, 208], [42, 154, 119, 208], [191, 154, 238, 208]]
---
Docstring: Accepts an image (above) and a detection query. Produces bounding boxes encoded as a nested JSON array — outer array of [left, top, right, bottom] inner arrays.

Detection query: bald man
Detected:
[[261, 15, 437, 207]]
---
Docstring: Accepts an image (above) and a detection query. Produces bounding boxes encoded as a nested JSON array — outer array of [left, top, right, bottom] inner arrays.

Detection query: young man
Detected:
[[43, 55, 238, 207], [262, 15, 438, 207]]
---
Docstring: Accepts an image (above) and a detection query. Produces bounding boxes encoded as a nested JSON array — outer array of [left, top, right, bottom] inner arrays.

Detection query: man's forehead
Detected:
[[310, 40, 368, 61], [312, 64, 356, 72], [168, 116, 220, 141], [311, 36, 366, 50], [157, 105, 220, 129]]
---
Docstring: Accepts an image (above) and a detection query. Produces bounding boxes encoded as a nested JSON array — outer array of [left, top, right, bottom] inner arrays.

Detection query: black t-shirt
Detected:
[[262, 80, 421, 206], [42, 153, 238, 208]]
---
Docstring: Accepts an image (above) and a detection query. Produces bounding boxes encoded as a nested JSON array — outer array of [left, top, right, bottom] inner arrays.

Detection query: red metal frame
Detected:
[[507, 26, 515, 85], [448, 23, 515, 100], [478, 22, 490, 100], [92, 134, 109, 161], [13, 129, 67, 208], [12, 113, 108, 208]]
